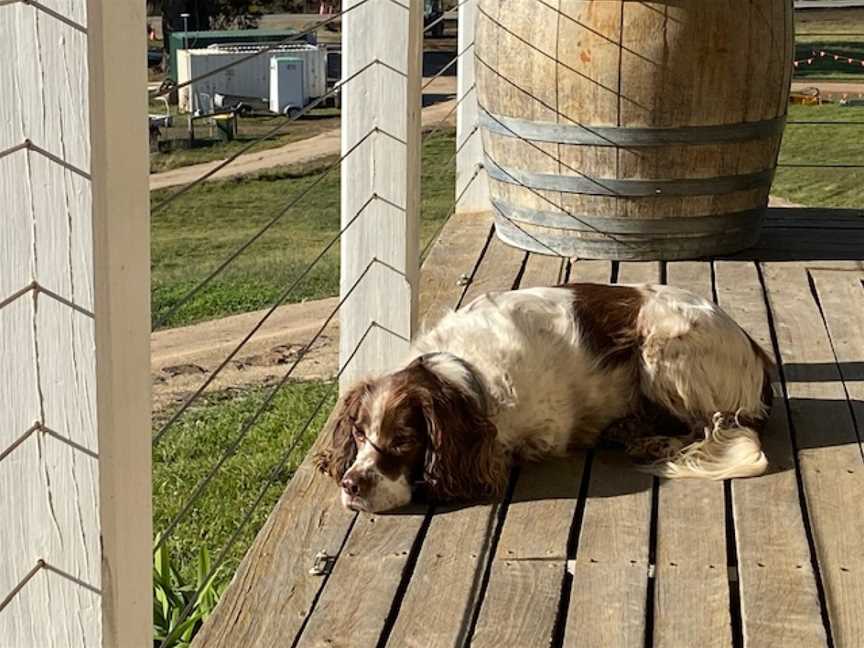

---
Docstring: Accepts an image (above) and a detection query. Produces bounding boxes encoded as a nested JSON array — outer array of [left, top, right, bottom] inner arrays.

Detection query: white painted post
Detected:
[[456, 0, 491, 213], [339, 0, 423, 388], [0, 1, 151, 646]]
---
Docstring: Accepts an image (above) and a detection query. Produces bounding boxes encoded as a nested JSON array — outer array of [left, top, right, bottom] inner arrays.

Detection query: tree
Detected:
[[161, 0, 262, 47], [161, 0, 212, 71], [160, 0, 262, 75], [210, 0, 265, 29]]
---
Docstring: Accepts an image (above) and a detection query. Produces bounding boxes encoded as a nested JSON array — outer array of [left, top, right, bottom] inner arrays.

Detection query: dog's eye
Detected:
[[391, 437, 415, 453], [352, 427, 366, 443]]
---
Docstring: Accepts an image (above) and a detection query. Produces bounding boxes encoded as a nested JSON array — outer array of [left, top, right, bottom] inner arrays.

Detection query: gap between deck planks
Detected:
[[763, 263, 864, 647], [193, 212, 494, 648], [810, 269, 864, 462]]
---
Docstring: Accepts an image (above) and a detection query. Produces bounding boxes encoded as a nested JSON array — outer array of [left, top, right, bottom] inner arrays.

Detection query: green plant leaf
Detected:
[[154, 584, 171, 620], [196, 546, 211, 590], [162, 611, 202, 648], [154, 538, 170, 581]]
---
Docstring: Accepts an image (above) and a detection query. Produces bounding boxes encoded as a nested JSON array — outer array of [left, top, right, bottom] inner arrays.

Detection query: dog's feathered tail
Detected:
[[642, 366, 773, 481], [642, 415, 768, 480]]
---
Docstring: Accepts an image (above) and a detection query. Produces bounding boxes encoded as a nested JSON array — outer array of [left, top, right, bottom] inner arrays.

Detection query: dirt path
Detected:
[[152, 298, 339, 413], [150, 78, 457, 191]]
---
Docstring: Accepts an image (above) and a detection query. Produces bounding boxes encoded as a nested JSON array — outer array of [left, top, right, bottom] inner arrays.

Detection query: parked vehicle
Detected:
[[148, 46, 163, 68]]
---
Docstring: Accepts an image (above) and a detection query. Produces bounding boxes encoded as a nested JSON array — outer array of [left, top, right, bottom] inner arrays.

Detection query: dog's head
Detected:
[[313, 353, 507, 512]]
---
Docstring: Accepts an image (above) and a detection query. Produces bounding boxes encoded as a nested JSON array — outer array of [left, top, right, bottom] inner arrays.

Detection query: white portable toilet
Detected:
[[270, 57, 306, 115]]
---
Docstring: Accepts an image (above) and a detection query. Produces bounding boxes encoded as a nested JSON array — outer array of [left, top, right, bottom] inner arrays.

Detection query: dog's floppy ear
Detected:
[[417, 374, 507, 502], [313, 381, 371, 481]]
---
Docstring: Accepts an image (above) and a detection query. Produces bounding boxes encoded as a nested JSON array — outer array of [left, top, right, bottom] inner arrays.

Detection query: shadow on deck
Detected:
[[193, 207, 864, 648]]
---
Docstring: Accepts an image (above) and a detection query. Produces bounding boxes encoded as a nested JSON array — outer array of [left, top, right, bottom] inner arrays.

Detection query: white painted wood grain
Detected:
[[0, 6, 31, 152], [0, 1, 150, 646], [0, 3, 100, 646], [0, 294, 41, 625], [339, 0, 422, 387], [36, 0, 89, 27], [456, 0, 490, 213], [0, 152, 34, 295], [0, 6, 90, 172]]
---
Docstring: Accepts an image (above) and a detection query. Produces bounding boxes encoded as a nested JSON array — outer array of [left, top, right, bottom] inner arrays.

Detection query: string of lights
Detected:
[[794, 48, 864, 68]]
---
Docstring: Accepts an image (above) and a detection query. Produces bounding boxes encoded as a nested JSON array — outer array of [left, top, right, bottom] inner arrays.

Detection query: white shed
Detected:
[[177, 43, 327, 113]]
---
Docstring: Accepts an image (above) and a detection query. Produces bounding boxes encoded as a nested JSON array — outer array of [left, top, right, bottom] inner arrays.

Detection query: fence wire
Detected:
[[152, 56, 404, 217], [154, 252, 403, 553], [155, 316, 380, 648], [152, 122, 381, 331], [153, 188, 400, 445], [151, 5, 468, 553], [152, 0, 463, 220], [153, 120, 466, 645], [152, 130, 467, 645]]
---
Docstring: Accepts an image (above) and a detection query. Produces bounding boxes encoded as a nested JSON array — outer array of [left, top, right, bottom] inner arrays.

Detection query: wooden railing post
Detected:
[[339, 0, 423, 388], [456, 0, 491, 213], [0, 1, 151, 646]]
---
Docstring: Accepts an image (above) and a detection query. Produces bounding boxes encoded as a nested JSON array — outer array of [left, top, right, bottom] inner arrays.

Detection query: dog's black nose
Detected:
[[341, 474, 361, 496]]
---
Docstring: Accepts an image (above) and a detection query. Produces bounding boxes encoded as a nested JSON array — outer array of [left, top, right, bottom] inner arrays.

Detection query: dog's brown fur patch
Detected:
[[561, 283, 644, 368]]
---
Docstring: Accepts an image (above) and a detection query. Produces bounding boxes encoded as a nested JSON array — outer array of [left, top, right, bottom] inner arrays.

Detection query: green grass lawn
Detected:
[[774, 102, 864, 208], [149, 106, 341, 174], [151, 129, 456, 329], [153, 379, 336, 589]]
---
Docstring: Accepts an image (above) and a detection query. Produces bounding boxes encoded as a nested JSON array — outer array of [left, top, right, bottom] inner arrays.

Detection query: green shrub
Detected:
[[153, 535, 223, 648]]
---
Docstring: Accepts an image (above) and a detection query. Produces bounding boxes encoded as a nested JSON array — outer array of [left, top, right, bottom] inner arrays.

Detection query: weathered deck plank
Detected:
[[296, 510, 427, 648], [470, 252, 578, 648], [654, 262, 732, 648], [385, 233, 527, 648], [715, 261, 828, 647], [567, 561, 649, 647], [471, 457, 585, 647], [518, 253, 566, 289], [810, 269, 864, 456], [563, 260, 654, 648], [762, 263, 864, 647], [568, 259, 613, 286], [419, 212, 494, 326], [194, 212, 493, 648], [618, 262, 661, 287]]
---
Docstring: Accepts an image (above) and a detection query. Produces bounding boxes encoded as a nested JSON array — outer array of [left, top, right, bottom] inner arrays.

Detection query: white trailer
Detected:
[[177, 43, 326, 113]]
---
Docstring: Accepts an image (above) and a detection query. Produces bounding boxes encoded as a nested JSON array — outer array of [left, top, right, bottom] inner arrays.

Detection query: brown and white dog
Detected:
[[314, 283, 773, 513]]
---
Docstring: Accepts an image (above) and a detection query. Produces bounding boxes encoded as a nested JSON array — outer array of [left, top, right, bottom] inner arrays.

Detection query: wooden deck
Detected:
[[194, 207, 864, 648]]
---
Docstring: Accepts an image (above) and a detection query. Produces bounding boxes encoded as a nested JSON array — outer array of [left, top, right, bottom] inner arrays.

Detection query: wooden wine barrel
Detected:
[[475, 1, 794, 260]]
